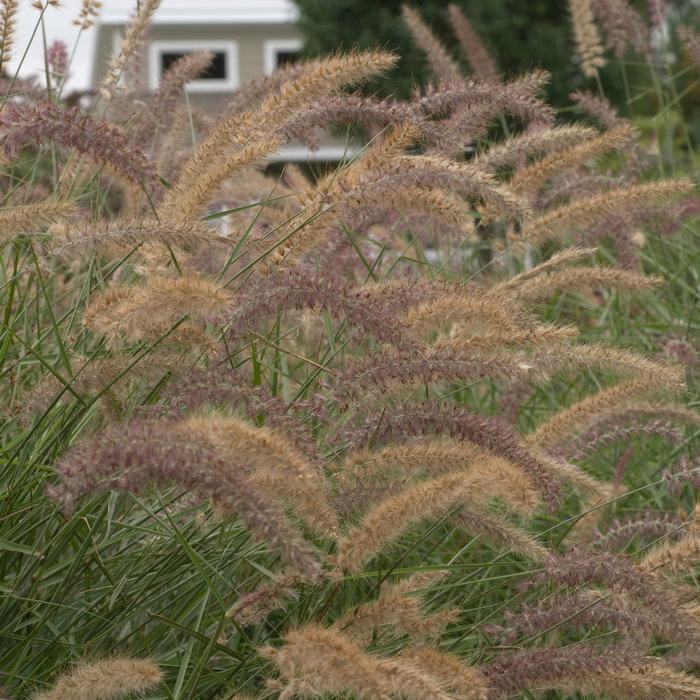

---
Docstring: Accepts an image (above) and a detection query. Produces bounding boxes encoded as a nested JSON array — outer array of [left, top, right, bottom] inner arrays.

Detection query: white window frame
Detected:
[[148, 40, 239, 92], [263, 38, 303, 76]]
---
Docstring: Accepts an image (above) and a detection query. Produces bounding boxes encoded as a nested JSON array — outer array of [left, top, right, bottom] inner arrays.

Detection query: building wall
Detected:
[[94, 22, 301, 96]]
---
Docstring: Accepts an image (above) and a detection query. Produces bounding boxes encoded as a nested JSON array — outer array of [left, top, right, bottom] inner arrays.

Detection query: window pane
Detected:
[[275, 50, 299, 68], [160, 51, 227, 80]]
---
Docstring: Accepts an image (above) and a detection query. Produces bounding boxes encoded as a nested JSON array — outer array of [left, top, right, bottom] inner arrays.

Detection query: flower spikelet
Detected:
[[31, 657, 162, 700]]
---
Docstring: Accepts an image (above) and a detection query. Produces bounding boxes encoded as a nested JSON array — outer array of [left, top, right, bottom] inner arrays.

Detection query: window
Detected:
[[263, 39, 303, 76], [148, 41, 239, 92], [160, 50, 228, 80]]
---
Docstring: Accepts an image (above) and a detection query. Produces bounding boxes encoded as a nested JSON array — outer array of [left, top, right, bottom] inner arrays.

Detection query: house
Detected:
[[92, 0, 358, 161]]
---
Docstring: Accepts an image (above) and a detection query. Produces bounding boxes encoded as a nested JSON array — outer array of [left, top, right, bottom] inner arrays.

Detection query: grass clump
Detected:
[[2, 3, 700, 699]]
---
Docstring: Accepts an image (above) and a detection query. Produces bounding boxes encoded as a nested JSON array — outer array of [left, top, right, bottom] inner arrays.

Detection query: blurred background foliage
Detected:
[[293, 0, 698, 119]]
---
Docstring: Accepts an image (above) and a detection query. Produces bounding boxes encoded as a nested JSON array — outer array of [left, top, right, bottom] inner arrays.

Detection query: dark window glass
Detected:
[[160, 50, 227, 80], [275, 50, 300, 68]]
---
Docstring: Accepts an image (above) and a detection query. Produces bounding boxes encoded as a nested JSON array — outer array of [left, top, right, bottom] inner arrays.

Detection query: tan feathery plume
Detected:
[[339, 438, 540, 512], [509, 267, 663, 303], [538, 344, 685, 393], [536, 453, 609, 499], [387, 153, 530, 220], [521, 179, 694, 244], [266, 624, 394, 699], [509, 124, 634, 194], [82, 274, 234, 346], [343, 122, 423, 178], [335, 571, 458, 643], [133, 49, 215, 146], [163, 137, 282, 224], [269, 624, 460, 700], [616, 401, 700, 429], [361, 184, 472, 227], [457, 505, 551, 561], [0, 0, 17, 74], [161, 50, 397, 221], [436, 322, 579, 349], [154, 102, 191, 179], [447, 4, 499, 83], [100, 0, 161, 99], [264, 124, 466, 266], [490, 246, 597, 295], [328, 344, 560, 410], [0, 201, 76, 243], [537, 661, 700, 699], [404, 292, 535, 335], [526, 378, 678, 449], [73, 0, 101, 30], [226, 573, 303, 626], [570, 90, 628, 129], [569, 0, 606, 78], [374, 656, 465, 700], [30, 657, 162, 700], [474, 125, 597, 173], [401, 5, 461, 83], [53, 418, 323, 578], [397, 646, 490, 700], [639, 506, 700, 576], [336, 465, 540, 573], [47, 218, 224, 262], [183, 413, 338, 538], [566, 486, 621, 546], [269, 183, 473, 270]]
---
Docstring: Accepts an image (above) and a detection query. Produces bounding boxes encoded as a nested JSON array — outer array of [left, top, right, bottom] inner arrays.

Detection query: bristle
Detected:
[[132, 50, 215, 147], [0, 101, 159, 188], [266, 624, 395, 699], [491, 246, 598, 293], [0, 0, 17, 74], [521, 179, 694, 244], [527, 377, 683, 449], [508, 267, 662, 303], [571, 89, 628, 129], [335, 571, 458, 643], [397, 646, 490, 700], [51, 419, 323, 578], [100, 0, 161, 99], [510, 125, 635, 194], [475, 125, 597, 173], [31, 657, 162, 700], [335, 463, 541, 573], [339, 438, 541, 514], [457, 505, 551, 561], [569, 0, 607, 78], [182, 412, 338, 538], [447, 4, 499, 83], [640, 507, 700, 576], [339, 401, 563, 507], [0, 201, 76, 243], [82, 274, 234, 346], [161, 50, 397, 221], [590, 0, 648, 58], [401, 5, 461, 83], [484, 643, 640, 697], [537, 661, 700, 699]]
